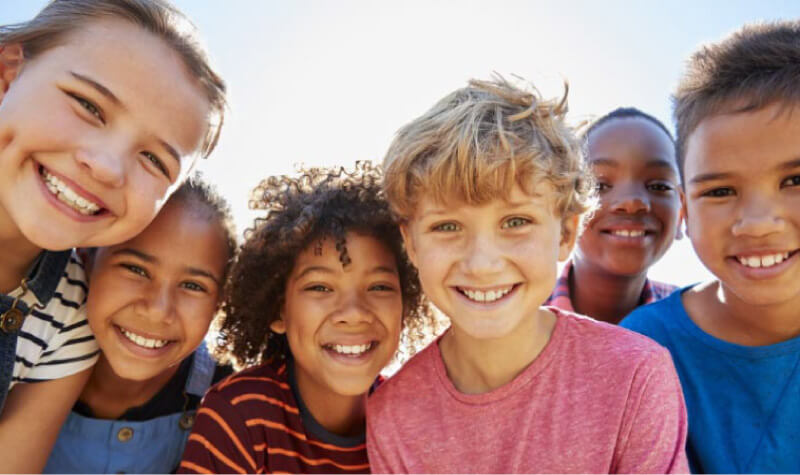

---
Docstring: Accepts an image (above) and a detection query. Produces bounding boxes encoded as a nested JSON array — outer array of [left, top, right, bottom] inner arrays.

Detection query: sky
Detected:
[[4, 1, 800, 286]]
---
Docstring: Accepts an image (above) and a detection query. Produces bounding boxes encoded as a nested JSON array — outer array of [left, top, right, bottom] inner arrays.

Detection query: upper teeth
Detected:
[[612, 230, 645, 237], [120, 327, 169, 349], [330, 343, 373, 355], [737, 252, 790, 268], [42, 169, 101, 215], [461, 286, 513, 303]]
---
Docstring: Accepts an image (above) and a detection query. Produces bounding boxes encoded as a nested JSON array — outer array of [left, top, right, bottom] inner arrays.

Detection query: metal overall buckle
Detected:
[[1, 279, 42, 333]]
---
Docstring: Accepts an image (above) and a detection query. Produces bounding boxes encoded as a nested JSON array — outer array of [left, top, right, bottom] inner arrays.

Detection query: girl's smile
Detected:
[[0, 19, 209, 252]]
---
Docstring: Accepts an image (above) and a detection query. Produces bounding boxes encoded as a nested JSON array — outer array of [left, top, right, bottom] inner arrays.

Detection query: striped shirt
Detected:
[[545, 260, 677, 314], [10, 251, 99, 388], [179, 358, 371, 474]]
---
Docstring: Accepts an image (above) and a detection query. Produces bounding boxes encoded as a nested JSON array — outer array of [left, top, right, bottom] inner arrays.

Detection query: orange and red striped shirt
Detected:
[[179, 359, 370, 474]]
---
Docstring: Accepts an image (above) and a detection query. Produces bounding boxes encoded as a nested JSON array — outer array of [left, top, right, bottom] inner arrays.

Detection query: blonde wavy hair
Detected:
[[383, 74, 594, 222]]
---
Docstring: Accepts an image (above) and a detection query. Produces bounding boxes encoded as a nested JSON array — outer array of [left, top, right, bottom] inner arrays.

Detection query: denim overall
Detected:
[[0, 251, 71, 414], [43, 343, 216, 474]]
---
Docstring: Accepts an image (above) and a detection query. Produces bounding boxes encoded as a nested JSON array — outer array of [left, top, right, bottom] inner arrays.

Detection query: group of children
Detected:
[[0, 1, 798, 473]]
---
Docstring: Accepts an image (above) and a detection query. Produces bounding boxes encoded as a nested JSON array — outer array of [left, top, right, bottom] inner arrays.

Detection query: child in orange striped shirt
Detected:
[[179, 163, 434, 474]]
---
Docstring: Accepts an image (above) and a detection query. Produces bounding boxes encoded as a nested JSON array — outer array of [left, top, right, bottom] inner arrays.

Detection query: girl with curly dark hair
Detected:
[[180, 162, 434, 474]]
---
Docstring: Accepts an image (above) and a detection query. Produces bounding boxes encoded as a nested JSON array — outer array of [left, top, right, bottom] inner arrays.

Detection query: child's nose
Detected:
[[136, 285, 175, 323], [611, 185, 650, 214], [732, 194, 786, 237], [332, 292, 375, 326], [459, 234, 504, 276], [75, 146, 126, 188]]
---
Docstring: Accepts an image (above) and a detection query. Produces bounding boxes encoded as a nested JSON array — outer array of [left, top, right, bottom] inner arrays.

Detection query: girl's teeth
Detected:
[[612, 230, 645, 237], [41, 169, 101, 215], [461, 286, 512, 303], [120, 327, 169, 349], [330, 343, 373, 355], [737, 252, 791, 268]]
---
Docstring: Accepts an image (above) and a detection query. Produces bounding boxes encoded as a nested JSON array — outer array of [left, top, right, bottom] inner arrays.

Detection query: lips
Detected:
[[37, 164, 109, 217]]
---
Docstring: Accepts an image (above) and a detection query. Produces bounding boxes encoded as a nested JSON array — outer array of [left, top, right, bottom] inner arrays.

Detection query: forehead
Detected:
[[101, 200, 226, 270], [685, 103, 800, 177], [413, 181, 556, 217], [589, 118, 674, 159], [292, 233, 397, 273], [35, 19, 210, 158]]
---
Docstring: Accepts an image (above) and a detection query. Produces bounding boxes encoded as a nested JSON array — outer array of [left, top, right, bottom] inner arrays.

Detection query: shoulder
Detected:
[[205, 359, 292, 405], [551, 307, 672, 372], [620, 286, 689, 337], [369, 342, 439, 413]]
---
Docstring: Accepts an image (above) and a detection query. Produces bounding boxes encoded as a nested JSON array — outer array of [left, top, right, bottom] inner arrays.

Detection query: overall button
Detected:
[[117, 427, 134, 442]]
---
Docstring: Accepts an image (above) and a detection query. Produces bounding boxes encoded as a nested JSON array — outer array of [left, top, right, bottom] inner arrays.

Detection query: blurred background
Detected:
[[4, 1, 800, 285]]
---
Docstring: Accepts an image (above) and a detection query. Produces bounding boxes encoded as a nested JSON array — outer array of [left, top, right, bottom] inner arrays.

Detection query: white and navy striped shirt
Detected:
[[10, 251, 99, 388]]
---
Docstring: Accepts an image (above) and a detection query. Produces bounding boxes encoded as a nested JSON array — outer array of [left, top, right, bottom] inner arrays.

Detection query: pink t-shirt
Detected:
[[367, 308, 689, 473]]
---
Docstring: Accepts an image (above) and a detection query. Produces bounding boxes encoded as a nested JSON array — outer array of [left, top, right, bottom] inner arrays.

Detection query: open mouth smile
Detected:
[[115, 324, 174, 350], [455, 284, 519, 304], [734, 250, 798, 269], [39, 165, 107, 217]]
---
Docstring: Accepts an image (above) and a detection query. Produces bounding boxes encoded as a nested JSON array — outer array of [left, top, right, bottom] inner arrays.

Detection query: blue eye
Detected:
[[432, 222, 460, 232], [501, 217, 531, 229]]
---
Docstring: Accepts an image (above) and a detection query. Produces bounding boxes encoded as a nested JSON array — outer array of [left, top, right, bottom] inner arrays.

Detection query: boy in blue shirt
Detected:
[[621, 20, 800, 473]]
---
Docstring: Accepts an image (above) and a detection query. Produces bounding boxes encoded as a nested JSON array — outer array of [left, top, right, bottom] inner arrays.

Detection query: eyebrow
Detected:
[[71, 71, 181, 166], [591, 157, 678, 171], [158, 138, 182, 166], [689, 158, 800, 185], [293, 265, 397, 281], [70, 71, 121, 106], [112, 248, 155, 262], [185, 266, 222, 286]]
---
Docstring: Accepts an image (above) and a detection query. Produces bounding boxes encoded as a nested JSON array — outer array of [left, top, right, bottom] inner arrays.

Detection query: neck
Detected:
[[80, 354, 180, 419], [293, 361, 366, 438], [0, 210, 43, 294], [570, 258, 648, 324], [439, 307, 556, 394], [685, 280, 800, 346]]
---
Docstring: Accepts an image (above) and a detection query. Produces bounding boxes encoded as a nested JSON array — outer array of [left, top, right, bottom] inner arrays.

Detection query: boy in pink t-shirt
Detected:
[[367, 76, 689, 473]]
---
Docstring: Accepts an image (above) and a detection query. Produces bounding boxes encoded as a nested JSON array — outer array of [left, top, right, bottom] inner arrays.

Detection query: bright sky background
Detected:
[[5, 1, 800, 286]]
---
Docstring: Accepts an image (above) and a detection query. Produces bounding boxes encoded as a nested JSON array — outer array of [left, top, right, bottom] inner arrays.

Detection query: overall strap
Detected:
[[184, 342, 216, 397]]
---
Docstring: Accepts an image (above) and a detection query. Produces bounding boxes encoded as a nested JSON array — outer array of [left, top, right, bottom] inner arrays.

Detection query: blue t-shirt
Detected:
[[620, 286, 800, 473]]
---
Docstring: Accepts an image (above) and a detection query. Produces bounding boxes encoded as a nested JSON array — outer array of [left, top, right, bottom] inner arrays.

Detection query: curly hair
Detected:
[[383, 74, 595, 223], [215, 161, 436, 368]]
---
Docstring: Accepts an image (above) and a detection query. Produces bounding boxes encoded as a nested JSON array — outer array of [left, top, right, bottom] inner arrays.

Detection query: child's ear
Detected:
[[558, 215, 580, 261], [399, 223, 418, 268], [675, 189, 686, 240], [270, 314, 287, 334], [0, 44, 24, 99]]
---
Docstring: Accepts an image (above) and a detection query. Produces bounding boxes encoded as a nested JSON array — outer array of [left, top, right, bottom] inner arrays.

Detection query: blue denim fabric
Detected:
[[0, 250, 71, 413], [44, 344, 216, 474]]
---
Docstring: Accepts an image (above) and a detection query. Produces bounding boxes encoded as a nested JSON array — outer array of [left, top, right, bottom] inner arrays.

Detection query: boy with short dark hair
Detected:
[[368, 76, 688, 473], [621, 20, 800, 473]]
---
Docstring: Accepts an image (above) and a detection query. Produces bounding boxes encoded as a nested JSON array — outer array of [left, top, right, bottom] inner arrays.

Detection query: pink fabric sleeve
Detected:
[[613, 347, 690, 474]]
